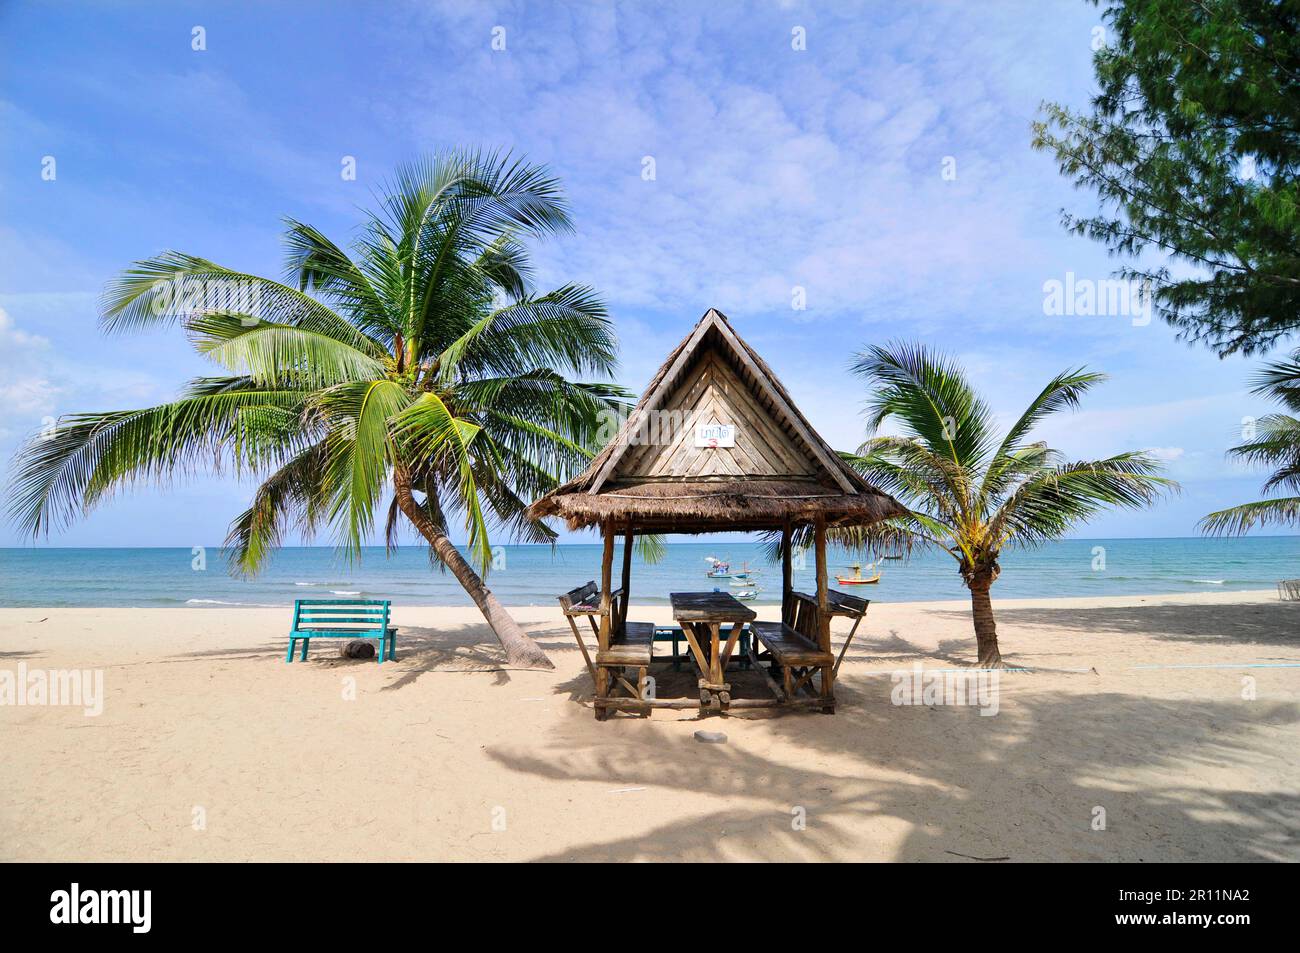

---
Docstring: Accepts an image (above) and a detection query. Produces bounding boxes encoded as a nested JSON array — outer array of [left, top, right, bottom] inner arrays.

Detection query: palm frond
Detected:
[[315, 380, 410, 560], [851, 341, 997, 472], [100, 252, 385, 356], [991, 452, 1176, 546], [1199, 497, 1300, 536], [188, 315, 386, 387], [1249, 349, 1300, 411], [8, 388, 309, 536], [980, 368, 1105, 503], [436, 284, 615, 382], [282, 218, 391, 337], [225, 441, 330, 575], [391, 391, 492, 571]]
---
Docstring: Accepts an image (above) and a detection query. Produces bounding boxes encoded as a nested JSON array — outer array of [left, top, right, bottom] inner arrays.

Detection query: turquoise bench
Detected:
[[654, 625, 751, 671], [286, 599, 396, 663]]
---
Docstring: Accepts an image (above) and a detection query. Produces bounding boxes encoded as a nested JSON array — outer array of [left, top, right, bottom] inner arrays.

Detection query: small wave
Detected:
[[330, 590, 362, 596], [294, 582, 319, 587], [1191, 578, 1226, 585], [185, 598, 283, 607]]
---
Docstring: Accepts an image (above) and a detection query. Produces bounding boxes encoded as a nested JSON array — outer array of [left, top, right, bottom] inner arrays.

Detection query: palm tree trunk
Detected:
[[968, 575, 1002, 668], [393, 467, 553, 670]]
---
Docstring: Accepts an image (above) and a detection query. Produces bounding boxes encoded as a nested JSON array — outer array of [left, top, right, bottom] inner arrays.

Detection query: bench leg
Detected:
[[300, 638, 310, 661], [286, 638, 296, 663], [594, 666, 610, 721], [387, 631, 397, 662], [820, 663, 835, 714], [637, 665, 650, 718], [377, 634, 386, 663]]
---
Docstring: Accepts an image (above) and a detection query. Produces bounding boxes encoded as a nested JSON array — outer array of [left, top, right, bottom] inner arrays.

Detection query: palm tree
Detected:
[[839, 343, 1176, 667], [7, 151, 630, 670], [1200, 349, 1300, 535]]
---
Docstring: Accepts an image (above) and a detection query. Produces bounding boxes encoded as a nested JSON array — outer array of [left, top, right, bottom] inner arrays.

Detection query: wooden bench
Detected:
[[791, 588, 870, 676], [597, 621, 654, 666], [558, 581, 618, 681], [751, 597, 837, 710], [286, 599, 396, 664], [750, 621, 833, 667], [557, 582, 655, 716]]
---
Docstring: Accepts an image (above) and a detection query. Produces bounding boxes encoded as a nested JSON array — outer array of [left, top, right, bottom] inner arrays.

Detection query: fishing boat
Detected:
[[835, 562, 881, 585], [705, 556, 751, 579], [734, 588, 761, 601]]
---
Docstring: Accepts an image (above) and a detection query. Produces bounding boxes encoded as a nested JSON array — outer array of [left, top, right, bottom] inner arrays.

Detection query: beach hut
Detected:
[[528, 309, 906, 718]]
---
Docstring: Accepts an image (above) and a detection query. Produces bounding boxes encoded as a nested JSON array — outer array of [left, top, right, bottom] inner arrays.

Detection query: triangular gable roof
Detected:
[[527, 309, 905, 533], [587, 309, 855, 494]]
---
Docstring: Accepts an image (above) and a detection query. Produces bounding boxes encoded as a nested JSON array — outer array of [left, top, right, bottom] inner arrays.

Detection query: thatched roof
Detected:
[[528, 309, 906, 533]]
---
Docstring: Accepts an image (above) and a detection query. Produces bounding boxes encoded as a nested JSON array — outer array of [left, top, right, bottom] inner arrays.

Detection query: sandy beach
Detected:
[[2, 590, 1297, 862]]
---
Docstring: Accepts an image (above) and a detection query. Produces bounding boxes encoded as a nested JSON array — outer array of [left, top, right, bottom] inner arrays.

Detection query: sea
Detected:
[[0, 537, 1295, 608]]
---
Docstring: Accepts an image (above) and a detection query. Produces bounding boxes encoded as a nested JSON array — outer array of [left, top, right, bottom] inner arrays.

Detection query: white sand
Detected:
[[1, 590, 1297, 862]]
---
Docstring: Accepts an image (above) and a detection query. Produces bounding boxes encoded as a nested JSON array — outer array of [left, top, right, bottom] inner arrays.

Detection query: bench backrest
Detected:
[[828, 589, 870, 615], [292, 599, 390, 631], [785, 591, 830, 650], [557, 581, 626, 646], [559, 581, 599, 612]]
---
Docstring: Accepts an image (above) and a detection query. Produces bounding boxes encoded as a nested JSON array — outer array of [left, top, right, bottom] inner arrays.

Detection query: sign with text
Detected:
[[694, 423, 736, 448]]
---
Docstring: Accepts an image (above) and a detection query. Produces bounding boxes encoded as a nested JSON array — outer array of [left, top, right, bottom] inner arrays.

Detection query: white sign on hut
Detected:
[[694, 423, 735, 448]]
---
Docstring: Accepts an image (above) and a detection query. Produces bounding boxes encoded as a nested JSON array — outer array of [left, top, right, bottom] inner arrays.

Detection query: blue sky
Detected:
[[0, 0, 1292, 547]]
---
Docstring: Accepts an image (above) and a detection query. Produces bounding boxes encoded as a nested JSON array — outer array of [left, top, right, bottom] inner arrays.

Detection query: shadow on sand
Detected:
[[490, 672, 1300, 861], [159, 612, 1300, 861], [931, 599, 1300, 650]]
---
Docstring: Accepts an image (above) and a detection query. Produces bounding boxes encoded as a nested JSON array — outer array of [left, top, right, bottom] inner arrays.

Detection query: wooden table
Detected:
[[669, 591, 757, 711]]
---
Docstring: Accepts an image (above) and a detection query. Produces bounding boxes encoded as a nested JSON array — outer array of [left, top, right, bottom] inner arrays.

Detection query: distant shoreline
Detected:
[[3, 534, 1298, 549], [3, 537, 1294, 608], [0, 588, 1286, 614]]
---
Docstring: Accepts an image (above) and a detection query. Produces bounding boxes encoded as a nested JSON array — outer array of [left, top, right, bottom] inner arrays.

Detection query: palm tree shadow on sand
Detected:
[[488, 627, 1300, 862], [952, 600, 1300, 650]]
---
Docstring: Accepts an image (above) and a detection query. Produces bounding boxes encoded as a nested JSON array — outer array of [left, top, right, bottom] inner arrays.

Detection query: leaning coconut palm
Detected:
[[1200, 349, 1300, 535], [838, 343, 1175, 667], [7, 152, 630, 670]]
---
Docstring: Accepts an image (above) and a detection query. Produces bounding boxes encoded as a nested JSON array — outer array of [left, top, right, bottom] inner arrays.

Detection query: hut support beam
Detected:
[[781, 519, 793, 625], [619, 527, 633, 636], [814, 516, 835, 713], [595, 522, 615, 721]]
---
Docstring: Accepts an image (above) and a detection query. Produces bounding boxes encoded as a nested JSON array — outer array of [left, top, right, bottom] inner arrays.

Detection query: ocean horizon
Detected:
[[1, 536, 1294, 609]]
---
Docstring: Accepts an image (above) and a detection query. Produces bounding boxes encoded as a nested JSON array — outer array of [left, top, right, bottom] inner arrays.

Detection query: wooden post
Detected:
[[781, 519, 793, 625], [595, 521, 615, 721], [814, 515, 834, 713], [599, 522, 615, 651], [814, 516, 829, 650], [619, 526, 634, 636]]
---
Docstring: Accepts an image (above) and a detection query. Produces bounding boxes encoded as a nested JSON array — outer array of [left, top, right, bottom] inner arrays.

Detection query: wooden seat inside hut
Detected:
[[528, 308, 905, 719]]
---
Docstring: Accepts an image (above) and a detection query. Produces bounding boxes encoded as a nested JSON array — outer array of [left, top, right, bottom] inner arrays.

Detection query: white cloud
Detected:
[[0, 306, 59, 437]]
